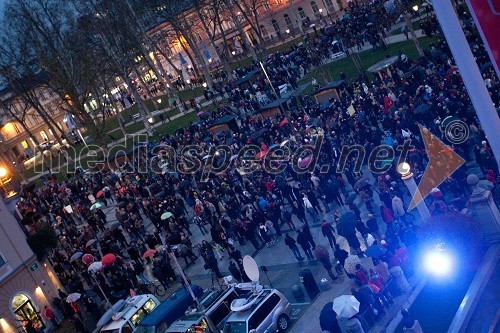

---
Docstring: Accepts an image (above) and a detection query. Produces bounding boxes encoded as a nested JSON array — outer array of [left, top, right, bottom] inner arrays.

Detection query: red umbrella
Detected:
[[298, 156, 312, 168], [96, 190, 104, 198], [82, 253, 95, 265], [255, 151, 268, 160], [142, 249, 157, 259], [279, 119, 288, 127], [102, 253, 117, 267]]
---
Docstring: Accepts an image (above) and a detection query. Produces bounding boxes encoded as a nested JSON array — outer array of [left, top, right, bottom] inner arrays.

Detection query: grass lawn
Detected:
[[299, 36, 439, 89]]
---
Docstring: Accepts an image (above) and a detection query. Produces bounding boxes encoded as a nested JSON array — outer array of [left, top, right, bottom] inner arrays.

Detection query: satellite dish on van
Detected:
[[243, 255, 260, 283], [96, 299, 126, 327]]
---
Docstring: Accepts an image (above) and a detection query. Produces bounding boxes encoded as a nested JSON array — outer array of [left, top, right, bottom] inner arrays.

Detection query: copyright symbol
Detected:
[[445, 120, 469, 144]]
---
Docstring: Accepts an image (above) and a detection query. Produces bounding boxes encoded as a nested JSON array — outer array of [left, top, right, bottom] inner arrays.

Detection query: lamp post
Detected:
[[259, 61, 280, 100], [285, 28, 290, 40], [166, 246, 200, 308], [397, 162, 431, 223], [413, 5, 421, 22]]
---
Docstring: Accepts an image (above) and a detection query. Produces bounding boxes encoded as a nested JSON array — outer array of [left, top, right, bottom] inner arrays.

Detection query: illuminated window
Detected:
[[40, 130, 48, 141], [277, 0, 283, 4], [21, 141, 29, 149]]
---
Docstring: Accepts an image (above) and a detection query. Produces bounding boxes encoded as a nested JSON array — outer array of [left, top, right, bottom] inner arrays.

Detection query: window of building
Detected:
[[311, 1, 319, 13], [271, 19, 280, 34], [277, 0, 283, 4], [260, 25, 268, 37], [13, 124, 21, 134], [325, 0, 333, 7], [12, 294, 45, 330], [196, 32, 203, 43], [298, 7, 306, 20], [21, 141, 29, 149], [31, 114, 40, 124], [40, 130, 48, 141], [284, 14, 293, 28], [263, 0, 270, 10]]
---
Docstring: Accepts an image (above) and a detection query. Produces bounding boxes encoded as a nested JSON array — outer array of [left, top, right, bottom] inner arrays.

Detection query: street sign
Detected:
[[466, 0, 500, 77], [29, 263, 38, 272]]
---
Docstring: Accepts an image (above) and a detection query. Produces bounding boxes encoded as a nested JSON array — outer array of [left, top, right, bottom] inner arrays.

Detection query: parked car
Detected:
[[222, 289, 291, 333]]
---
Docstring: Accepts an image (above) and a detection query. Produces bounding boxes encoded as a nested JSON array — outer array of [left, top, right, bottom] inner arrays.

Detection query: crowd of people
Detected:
[[12, 1, 499, 332]]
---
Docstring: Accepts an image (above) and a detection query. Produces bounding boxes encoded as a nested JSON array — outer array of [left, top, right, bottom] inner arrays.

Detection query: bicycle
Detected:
[[138, 280, 167, 297]]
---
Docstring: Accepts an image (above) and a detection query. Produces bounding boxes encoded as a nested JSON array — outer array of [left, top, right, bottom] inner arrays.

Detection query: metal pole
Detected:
[[259, 62, 280, 99], [167, 248, 200, 308], [92, 274, 113, 310], [402, 173, 431, 223], [433, 0, 500, 169]]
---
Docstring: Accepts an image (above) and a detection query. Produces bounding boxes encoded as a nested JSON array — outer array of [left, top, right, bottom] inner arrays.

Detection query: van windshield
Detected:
[[223, 322, 247, 333]]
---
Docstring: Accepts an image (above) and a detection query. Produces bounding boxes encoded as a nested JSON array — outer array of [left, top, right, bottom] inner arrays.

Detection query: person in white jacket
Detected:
[[391, 194, 408, 224], [303, 194, 319, 222]]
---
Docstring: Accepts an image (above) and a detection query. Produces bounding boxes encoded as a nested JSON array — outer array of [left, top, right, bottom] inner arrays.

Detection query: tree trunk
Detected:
[[120, 73, 152, 131], [227, 4, 258, 62], [151, 49, 186, 114]]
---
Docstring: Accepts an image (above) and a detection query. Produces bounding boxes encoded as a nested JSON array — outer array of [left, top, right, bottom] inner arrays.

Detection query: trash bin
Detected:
[[319, 278, 331, 292], [299, 268, 320, 300], [291, 285, 305, 303]]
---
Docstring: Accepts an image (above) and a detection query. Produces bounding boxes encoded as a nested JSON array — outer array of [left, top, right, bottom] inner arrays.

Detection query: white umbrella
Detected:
[[88, 261, 103, 273], [344, 255, 361, 274], [280, 140, 289, 147], [86, 239, 97, 247], [66, 293, 81, 303], [70, 252, 83, 263], [333, 295, 360, 318]]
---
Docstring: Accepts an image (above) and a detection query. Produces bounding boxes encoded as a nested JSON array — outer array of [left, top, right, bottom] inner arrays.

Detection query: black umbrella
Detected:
[[336, 212, 357, 237], [320, 302, 341, 333], [413, 104, 431, 114], [354, 176, 371, 190]]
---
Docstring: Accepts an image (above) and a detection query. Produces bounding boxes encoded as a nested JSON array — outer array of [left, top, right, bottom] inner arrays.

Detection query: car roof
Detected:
[[164, 314, 205, 332], [225, 289, 274, 322], [139, 285, 203, 326], [100, 295, 157, 331]]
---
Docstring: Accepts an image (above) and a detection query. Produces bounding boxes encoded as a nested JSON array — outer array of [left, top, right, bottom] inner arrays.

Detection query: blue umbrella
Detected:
[[226, 137, 236, 145], [365, 244, 387, 258], [203, 44, 212, 60], [203, 136, 212, 142], [179, 52, 187, 66]]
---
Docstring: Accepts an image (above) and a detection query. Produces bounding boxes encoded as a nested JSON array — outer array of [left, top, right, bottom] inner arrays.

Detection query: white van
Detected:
[[97, 294, 161, 333]]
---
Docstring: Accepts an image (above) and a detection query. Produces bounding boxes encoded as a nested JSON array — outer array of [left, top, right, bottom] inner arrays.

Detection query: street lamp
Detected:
[[0, 167, 7, 178], [231, 50, 236, 56], [397, 162, 431, 223], [147, 117, 154, 124], [412, 5, 419, 12], [202, 82, 207, 88], [157, 98, 162, 104]]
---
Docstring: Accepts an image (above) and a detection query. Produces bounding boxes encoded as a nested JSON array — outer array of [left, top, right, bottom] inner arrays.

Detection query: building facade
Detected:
[[0, 197, 62, 333], [147, 0, 347, 74], [0, 84, 70, 167]]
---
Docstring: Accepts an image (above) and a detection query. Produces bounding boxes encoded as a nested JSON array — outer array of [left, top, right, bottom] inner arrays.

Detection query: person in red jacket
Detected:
[[380, 204, 394, 230]]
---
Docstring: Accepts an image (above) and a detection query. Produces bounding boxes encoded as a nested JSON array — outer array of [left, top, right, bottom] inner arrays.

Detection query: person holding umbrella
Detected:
[[319, 302, 342, 333], [333, 295, 365, 333]]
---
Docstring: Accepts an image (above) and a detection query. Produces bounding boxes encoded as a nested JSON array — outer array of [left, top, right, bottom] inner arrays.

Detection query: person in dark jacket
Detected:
[[228, 261, 242, 282], [366, 214, 381, 241], [319, 302, 342, 333], [284, 232, 305, 261], [321, 220, 337, 248], [296, 230, 314, 260]]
